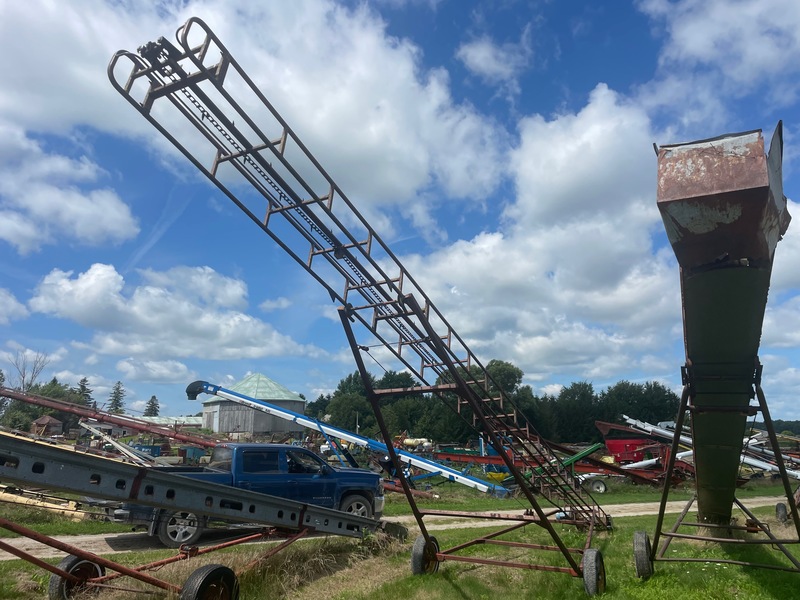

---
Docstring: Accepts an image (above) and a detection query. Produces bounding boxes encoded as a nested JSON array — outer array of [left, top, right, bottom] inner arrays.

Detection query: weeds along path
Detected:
[[0, 496, 786, 561]]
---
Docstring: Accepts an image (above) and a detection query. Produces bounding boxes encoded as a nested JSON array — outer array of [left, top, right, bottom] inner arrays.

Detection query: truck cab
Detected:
[[114, 443, 384, 547]]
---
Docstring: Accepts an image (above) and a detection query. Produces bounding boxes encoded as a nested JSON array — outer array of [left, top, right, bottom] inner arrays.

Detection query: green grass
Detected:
[[0, 502, 132, 538], [382, 478, 788, 516], [4, 506, 796, 600], [0, 482, 796, 599]]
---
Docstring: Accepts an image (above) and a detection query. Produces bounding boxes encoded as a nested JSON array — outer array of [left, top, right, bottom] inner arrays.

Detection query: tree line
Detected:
[[306, 360, 685, 444], [0, 352, 161, 434]]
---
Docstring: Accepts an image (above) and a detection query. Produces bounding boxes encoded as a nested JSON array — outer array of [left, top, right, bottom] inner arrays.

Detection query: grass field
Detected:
[[0, 478, 797, 599]]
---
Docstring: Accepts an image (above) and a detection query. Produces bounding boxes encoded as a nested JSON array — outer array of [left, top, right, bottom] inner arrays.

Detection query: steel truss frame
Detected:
[[634, 363, 800, 577], [108, 15, 611, 595]]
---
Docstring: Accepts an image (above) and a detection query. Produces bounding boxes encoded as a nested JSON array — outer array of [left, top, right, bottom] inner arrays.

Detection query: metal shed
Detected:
[[201, 373, 305, 436]]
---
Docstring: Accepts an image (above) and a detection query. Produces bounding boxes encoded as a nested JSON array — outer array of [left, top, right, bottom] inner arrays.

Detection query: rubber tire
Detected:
[[411, 534, 440, 575], [776, 502, 789, 524], [180, 564, 239, 600], [633, 530, 654, 580], [48, 554, 105, 600], [339, 494, 373, 518], [157, 510, 205, 548], [582, 548, 606, 596], [590, 479, 607, 494]]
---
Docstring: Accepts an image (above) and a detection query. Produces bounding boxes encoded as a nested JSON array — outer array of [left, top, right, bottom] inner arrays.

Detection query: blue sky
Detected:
[[3, 0, 800, 423]]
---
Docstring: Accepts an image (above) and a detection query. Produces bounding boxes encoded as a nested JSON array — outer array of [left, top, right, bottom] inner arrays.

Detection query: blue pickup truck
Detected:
[[114, 443, 385, 547]]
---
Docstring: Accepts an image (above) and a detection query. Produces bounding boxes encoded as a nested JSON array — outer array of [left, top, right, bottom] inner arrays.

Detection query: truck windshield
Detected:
[[207, 447, 233, 472]]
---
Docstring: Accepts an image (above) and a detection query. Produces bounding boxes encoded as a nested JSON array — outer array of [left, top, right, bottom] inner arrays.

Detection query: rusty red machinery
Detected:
[[0, 386, 221, 449], [0, 429, 382, 599], [107, 16, 612, 595], [633, 124, 800, 579]]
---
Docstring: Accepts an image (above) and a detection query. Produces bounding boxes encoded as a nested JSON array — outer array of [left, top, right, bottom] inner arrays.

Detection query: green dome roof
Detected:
[[203, 373, 303, 403]]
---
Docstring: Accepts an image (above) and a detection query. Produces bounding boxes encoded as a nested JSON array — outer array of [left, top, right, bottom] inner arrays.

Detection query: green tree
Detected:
[[599, 380, 680, 425], [554, 381, 600, 442], [74, 377, 94, 407], [144, 395, 160, 417], [376, 370, 417, 392], [306, 393, 332, 420], [108, 381, 126, 414], [414, 396, 473, 443], [335, 371, 375, 397], [485, 359, 523, 395], [326, 393, 375, 436]]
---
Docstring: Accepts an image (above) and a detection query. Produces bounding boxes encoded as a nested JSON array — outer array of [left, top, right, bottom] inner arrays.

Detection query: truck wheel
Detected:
[[339, 494, 373, 518], [157, 510, 204, 548], [48, 554, 105, 599], [411, 534, 440, 575], [180, 564, 239, 600]]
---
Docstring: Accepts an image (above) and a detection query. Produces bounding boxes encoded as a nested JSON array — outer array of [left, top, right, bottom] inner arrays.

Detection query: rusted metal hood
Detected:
[[657, 122, 790, 270], [657, 121, 790, 524]]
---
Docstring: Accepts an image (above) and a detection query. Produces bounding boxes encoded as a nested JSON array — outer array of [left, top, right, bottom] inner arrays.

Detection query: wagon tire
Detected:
[[339, 494, 373, 518], [590, 479, 607, 494], [48, 554, 105, 599], [180, 564, 239, 600], [157, 510, 205, 548], [582, 548, 606, 596], [633, 530, 654, 579], [776, 502, 789, 524], [411, 534, 440, 575]]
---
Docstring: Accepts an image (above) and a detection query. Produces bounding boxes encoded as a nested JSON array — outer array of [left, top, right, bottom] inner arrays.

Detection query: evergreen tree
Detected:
[[74, 377, 93, 407], [306, 393, 332, 420], [108, 381, 126, 414], [144, 395, 160, 417]]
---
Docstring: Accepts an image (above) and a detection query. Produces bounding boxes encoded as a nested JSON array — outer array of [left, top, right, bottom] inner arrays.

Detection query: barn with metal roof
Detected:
[[200, 372, 305, 437]]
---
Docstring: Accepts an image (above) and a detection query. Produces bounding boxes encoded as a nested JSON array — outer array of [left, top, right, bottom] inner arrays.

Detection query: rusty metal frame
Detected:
[[339, 299, 600, 581], [106, 16, 612, 593], [645, 369, 800, 574], [0, 516, 308, 595]]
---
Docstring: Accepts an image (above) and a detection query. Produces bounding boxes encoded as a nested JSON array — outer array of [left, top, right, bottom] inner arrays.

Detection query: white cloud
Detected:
[[508, 84, 656, 227], [641, 0, 800, 90], [0, 122, 139, 254], [259, 297, 292, 312], [51, 369, 115, 399], [636, 0, 800, 128], [0, 1, 509, 255], [139, 266, 249, 311], [0, 289, 28, 324], [456, 26, 533, 89], [27, 263, 322, 361], [116, 358, 196, 384]]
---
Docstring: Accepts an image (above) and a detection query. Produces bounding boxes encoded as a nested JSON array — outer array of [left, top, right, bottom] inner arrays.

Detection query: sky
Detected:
[[2, 0, 800, 423]]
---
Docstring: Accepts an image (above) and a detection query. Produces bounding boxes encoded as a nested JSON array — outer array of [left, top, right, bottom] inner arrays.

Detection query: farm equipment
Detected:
[[0, 429, 381, 598], [185, 380, 509, 495], [633, 124, 800, 578], [109, 17, 611, 595], [0, 386, 220, 449]]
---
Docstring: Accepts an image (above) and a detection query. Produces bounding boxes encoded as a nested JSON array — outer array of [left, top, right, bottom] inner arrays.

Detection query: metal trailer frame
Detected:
[[107, 16, 611, 595], [0, 430, 379, 598], [0, 516, 305, 599], [633, 124, 800, 578]]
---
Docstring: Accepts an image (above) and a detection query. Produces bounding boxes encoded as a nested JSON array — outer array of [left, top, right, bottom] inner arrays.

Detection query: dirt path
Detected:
[[0, 496, 786, 561]]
